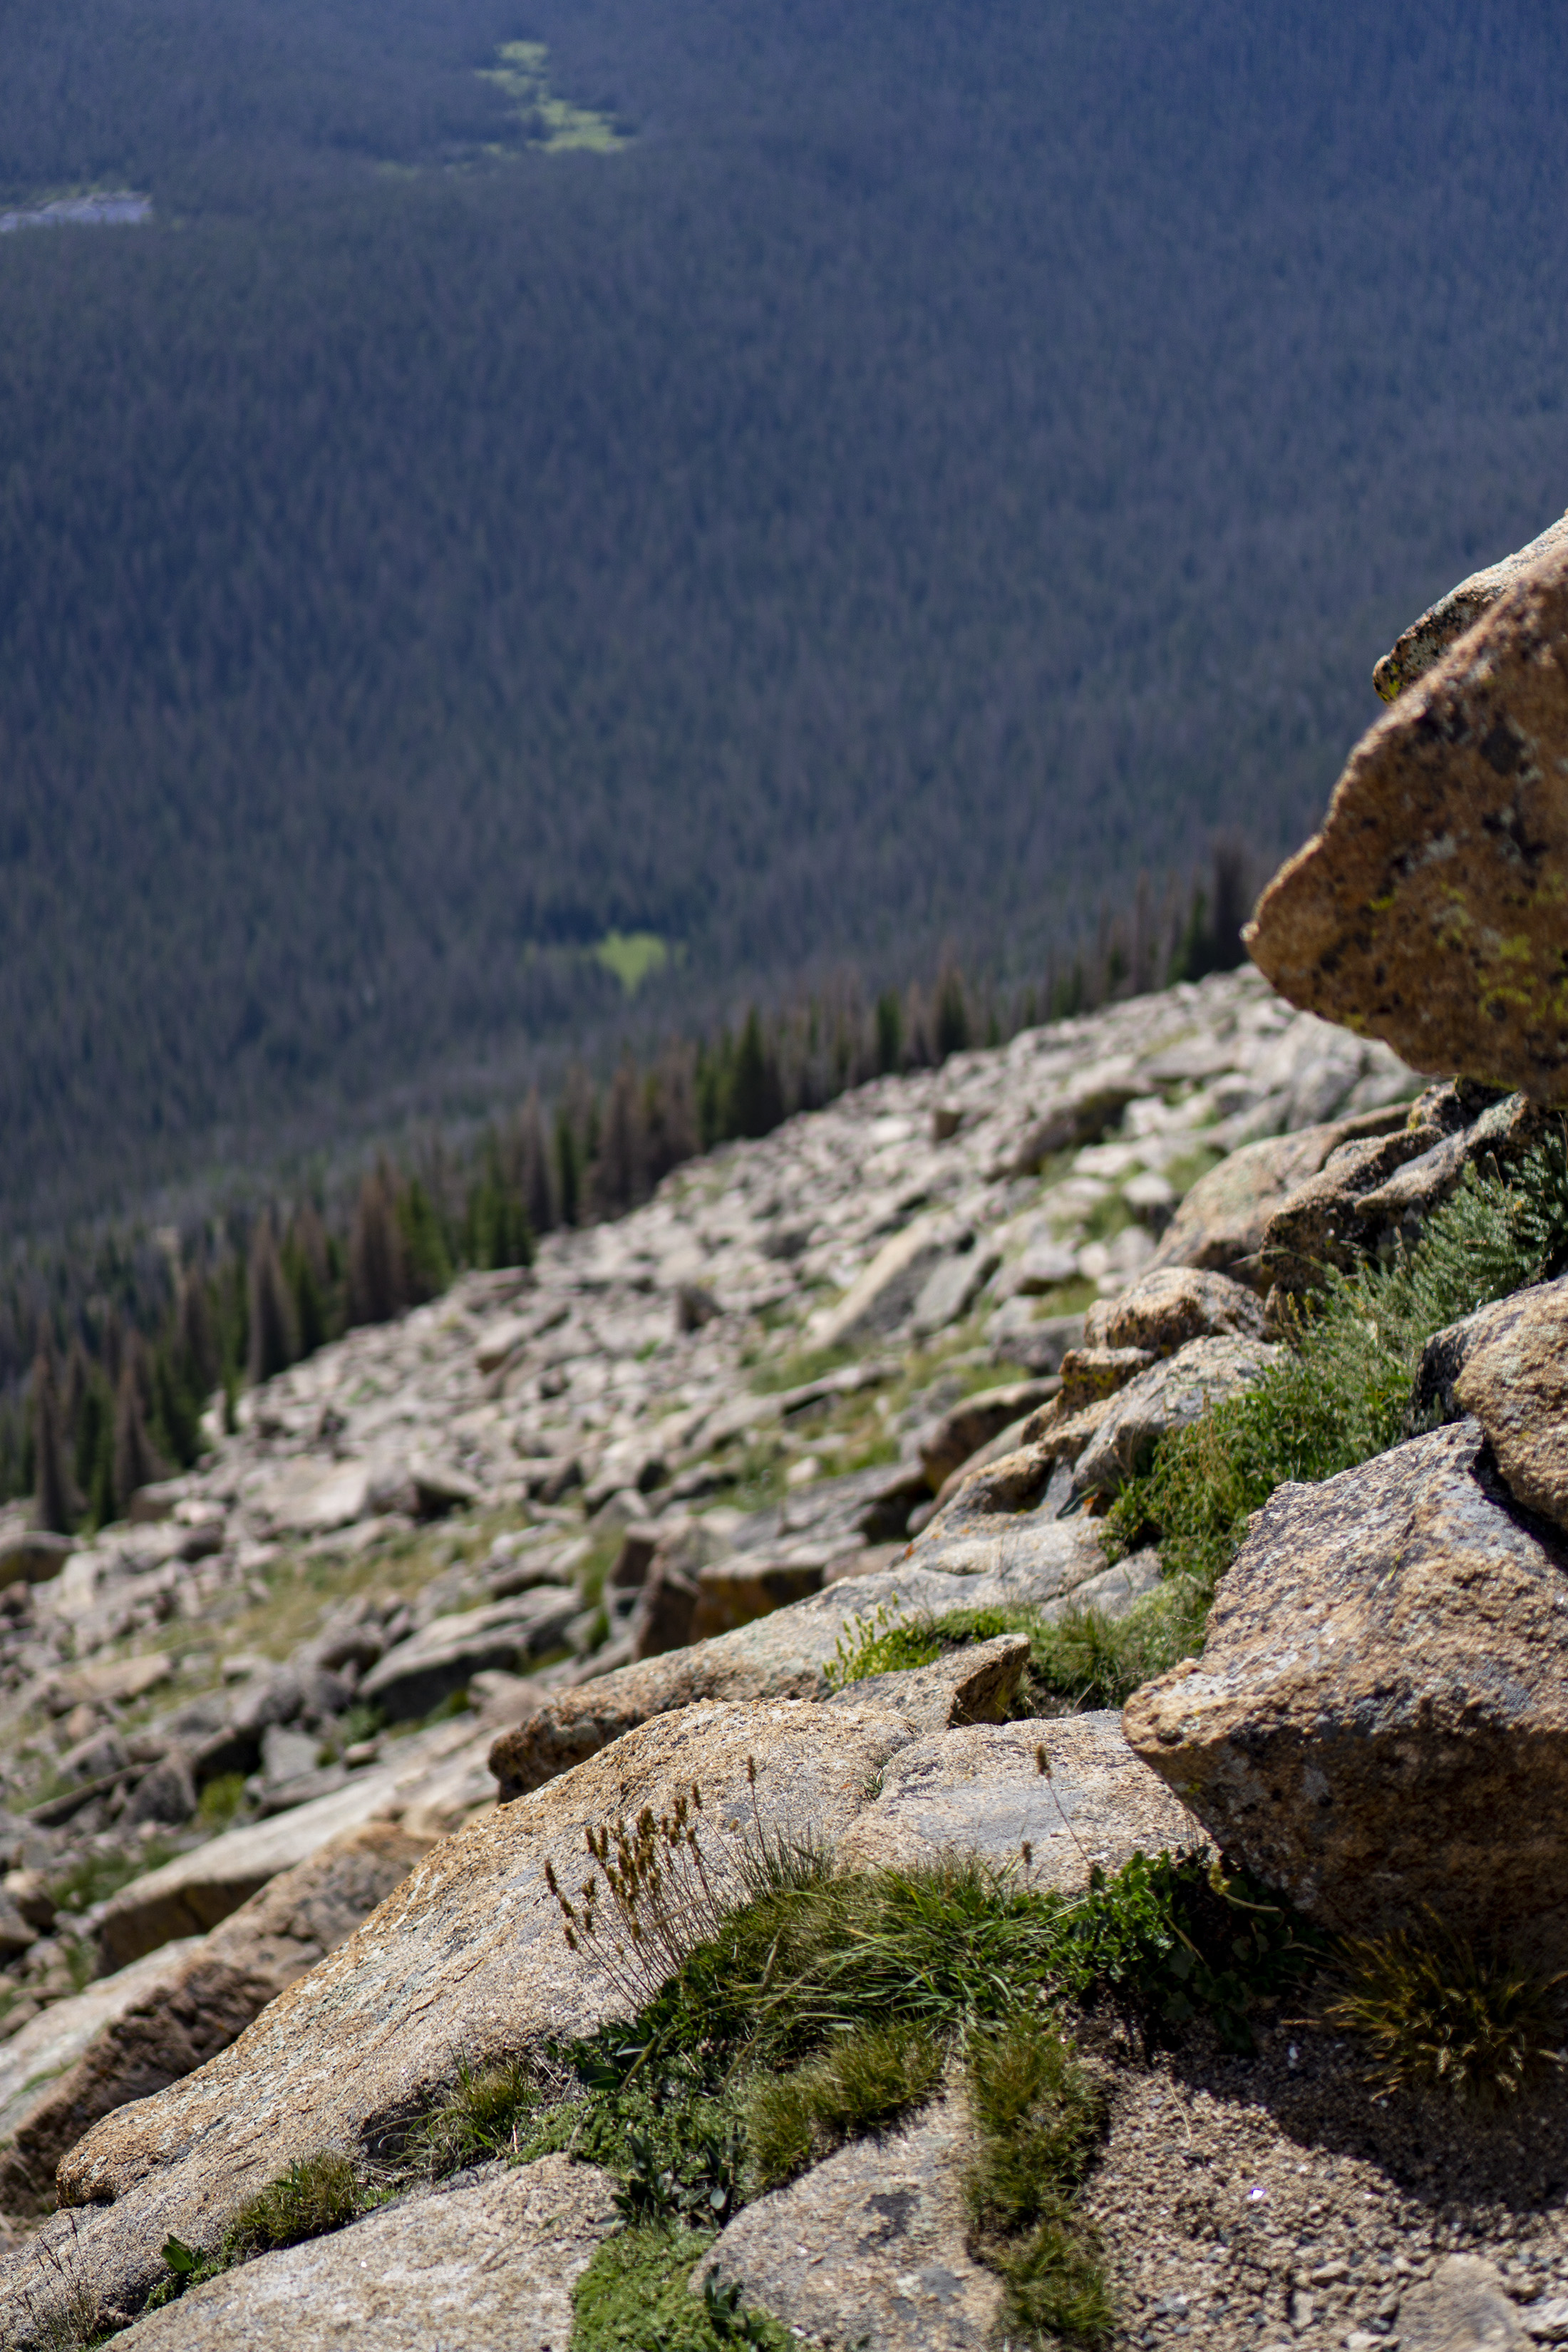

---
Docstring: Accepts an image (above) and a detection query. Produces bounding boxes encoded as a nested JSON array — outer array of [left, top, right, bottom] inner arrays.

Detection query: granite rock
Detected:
[[108, 2155, 617, 2351], [700, 2096, 999, 2352], [1397, 2254, 1528, 2352], [1448, 1275, 1568, 1532], [1082, 1265, 1267, 1356], [1123, 1419, 1568, 1951], [1071, 1334, 1280, 1495], [1373, 509, 1568, 702], [1248, 540, 1568, 1100]]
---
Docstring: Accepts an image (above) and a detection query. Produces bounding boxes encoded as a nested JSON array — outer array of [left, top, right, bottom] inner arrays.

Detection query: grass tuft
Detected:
[[225, 2150, 361, 2256], [743, 2020, 944, 2189], [1321, 1916, 1565, 2107], [965, 2014, 1113, 2347], [1103, 1138, 1568, 1649], [572, 2226, 792, 2352]]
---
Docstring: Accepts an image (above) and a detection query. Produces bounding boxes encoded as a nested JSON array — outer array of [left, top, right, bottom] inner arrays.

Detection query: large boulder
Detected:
[[813, 1215, 969, 1350], [917, 1378, 1061, 1492], [1446, 1276, 1568, 1534], [1145, 1115, 1405, 1288], [1082, 1265, 1266, 1356], [1247, 537, 1568, 1100], [106, 2155, 617, 2351], [360, 1592, 581, 1723], [7, 1703, 915, 2338], [1372, 508, 1568, 702], [1123, 1419, 1568, 1955], [0, 1824, 427, 2213]]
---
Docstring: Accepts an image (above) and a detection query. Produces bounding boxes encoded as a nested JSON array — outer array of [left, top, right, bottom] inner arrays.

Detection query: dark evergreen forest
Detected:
[[1, 0, 1566, 1225]]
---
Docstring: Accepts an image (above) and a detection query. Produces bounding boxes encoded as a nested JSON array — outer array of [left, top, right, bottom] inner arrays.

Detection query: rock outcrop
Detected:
[[1123, 1419, 1568, 1954], [1247, 537, 1568, 1100], [1373, 509, 1568, 702]]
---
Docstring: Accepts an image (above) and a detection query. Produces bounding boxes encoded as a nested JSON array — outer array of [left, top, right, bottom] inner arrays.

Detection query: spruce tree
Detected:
[[875, 991, 904, 1076], [594, 1061, 646, 1217], [517, 1090, 555, 1235], [396, 1176, 453, 1303], [112, 1358, 165, 1519], [555, 1109, 581, 1229], [247, 1213, 297, 1385], [726, 1008, 784, 1140], [934, 960, 971, 1060], [348, 1163, 407, 1326], [31, 1347, 75, 1535]]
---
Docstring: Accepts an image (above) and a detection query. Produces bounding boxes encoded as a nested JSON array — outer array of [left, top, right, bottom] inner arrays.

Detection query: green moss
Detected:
[[572, 2228, 791, 2352], [965, 2015, 1113, 2348]]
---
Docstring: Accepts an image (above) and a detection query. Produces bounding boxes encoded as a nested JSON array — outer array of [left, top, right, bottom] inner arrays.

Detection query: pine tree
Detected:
[[112, 1358, 165, 1518], [31, 1346, 75, 1535], [247, 1213, 297, 1386], [555, 1109, 582, 1229], [726, 1008, 784, 1140], [517, 1090, 555, 1235], [396, 1177, 453, 1302], [875, 991, 903, 1076], [594, 1060, 646, 1217], [349, 1163, 408, 1326], [282, 1203, 332, 1358], [934, 960, 970, 1060]]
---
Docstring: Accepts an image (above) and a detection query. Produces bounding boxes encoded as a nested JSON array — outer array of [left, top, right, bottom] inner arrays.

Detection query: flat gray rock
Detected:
[[1398, 2255, 1527, 2352], [836, 1714, 1199, 1887], [361, 1592, 579, 1722], [701, 2095, 999, 2351], [115, 2155, 617, 2349]]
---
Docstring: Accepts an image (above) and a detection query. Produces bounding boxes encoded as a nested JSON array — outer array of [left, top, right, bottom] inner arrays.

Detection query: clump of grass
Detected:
[[1321, 1916, 1565, 2107], [572, 2227, 793, 2352], [1105, 1138, 1568, 1634], [826, 1592, 1203, 1717], [53, 1838, 179, 1918], [743, 2021, 943, 2189], [409, 2056, 540, 2175], [965, 2015, 1113, 2347], [225, 2150, 361, 2256], [825, 1602, 942, 1687], [197, 1771, 248, 1831]]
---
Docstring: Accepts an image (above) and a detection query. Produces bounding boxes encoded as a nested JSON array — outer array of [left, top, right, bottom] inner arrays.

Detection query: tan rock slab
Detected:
[[0, 1942, 206, 2154], [1124, 1419, 1568, 1953], [836, 1714, 1199, 1886], [1247, 540, 1568, 1100], [1398, 2254, 1528, 2352], [0, 1825, 426, 2214], [0, 1702, 915, 2337], [488, 1551, 1098, 1800], [113, 2155, 617, 2350], [1450, 1276, 1568, 1532], [1071, 1334, 1279, 1495], [1373, 510, 1568, 702], [701, 2095, 999, 2352], [827, 1636, 1031, 1731]]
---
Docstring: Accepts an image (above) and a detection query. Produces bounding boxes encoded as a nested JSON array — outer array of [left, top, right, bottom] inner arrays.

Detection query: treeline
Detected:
[[3, 0, 1566, 1224], [0, 844, 1251, 1527]]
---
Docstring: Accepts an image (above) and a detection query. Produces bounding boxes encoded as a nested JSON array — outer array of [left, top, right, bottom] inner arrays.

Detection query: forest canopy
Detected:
[[0, 0, 1565, 1225]]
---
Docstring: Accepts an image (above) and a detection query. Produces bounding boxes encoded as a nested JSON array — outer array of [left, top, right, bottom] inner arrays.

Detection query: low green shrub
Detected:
[[965, 2016, 1113, 2346], [1321, 1916, 1565, 2107], [1105, 1137, 1568, 1626]]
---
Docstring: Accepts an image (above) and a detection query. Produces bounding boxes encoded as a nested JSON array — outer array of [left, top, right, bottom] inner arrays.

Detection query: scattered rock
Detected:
[[1071, 1334, 1280, 1495], [827, 1634, 1031, 1731], [1146, 1115, 1404, 1286], [1123, 1418, 1568, 1954], [1082, 1265, 1267, 1356], [113, 2155, 618, 2351], [835, 1713, 1198, 1884], [0, 1824, 427, 2213], [0, 1532, 73, 1592], [360, 1593, 580, 1723], [815, 1216, 969, 1351], [1247, 539, 1568, 1100], [701, 2095, 1000, 2352], [917, 1379, 1061, 1492], [1445, 1276, 1568, 1532], [29, 1703, 915, 2331], [911, 1242, 1001, 1339]]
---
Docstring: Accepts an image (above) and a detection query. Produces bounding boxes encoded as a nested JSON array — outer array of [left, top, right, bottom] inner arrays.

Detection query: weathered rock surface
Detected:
[[813, 1215, 969, 1351], [701, 2095, 1000, 2352], [0, 1941, 205, 2155], [827, 1635, 1031, 1731], [0, 1825, 426, 2212], [114, 2155, 618, 2351], [835, 1713, 1198, 1884], [1123, 1419, 1568, 1951], [1071, 1334, 1280, 1495], [1248, 540, 1568, 1100], [96, 1718, 483, 1969], [1398, 2254, 1529, 2352], [9, 1704, 912, 2336], [1446, 1276, 1568, 1533], [917, 1378, 1060, 1491], [1373, 509, 1568, 702], [488, 1552, 1100, 1800], [1145, 1122, 1383, 1285], [1082, 1265, 1267, 1356]]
